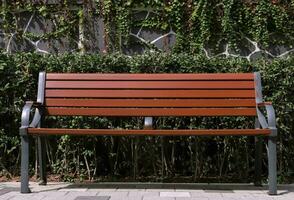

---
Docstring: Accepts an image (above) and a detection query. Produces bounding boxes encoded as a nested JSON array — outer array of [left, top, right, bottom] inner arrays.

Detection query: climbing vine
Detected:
[[0, 1, 293, 55]]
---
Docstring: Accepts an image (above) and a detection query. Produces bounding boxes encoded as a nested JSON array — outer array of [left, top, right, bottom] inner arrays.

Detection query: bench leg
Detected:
[[38, 136, 47, 185], [268, 135, 277, 195], [254, 136, 262, 186], [21, 135, 31, 193], [254, 118, 262, 186]]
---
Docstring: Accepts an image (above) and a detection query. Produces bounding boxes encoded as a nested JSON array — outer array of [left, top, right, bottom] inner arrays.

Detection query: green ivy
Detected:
[[1, 1, 293, 53]]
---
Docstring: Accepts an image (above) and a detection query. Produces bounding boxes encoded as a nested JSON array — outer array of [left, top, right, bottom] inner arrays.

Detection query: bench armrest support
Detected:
[[144, 117, 153, 130], [256, 102, 277, 136], [19, 101, 43, 135], [258, 102, 272, 106]]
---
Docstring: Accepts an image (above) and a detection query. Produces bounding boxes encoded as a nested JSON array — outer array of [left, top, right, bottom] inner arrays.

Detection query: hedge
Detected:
[[0, 52, 293, 183]]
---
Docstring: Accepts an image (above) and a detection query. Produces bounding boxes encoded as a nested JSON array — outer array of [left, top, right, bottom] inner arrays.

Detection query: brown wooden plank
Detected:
[[45, 89, 255, 98], [28, 128, 270, 136], [46, 73, 254, 81], [46, 108, 257, 116], [45, 98, 256, 107], [46, 81, 254, 89]]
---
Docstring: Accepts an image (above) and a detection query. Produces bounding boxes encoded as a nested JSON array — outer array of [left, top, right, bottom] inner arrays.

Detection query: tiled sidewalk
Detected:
[[0, 182, 293, 200]]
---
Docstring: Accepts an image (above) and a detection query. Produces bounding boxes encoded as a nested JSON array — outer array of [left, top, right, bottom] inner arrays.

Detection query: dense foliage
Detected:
[[0, 52, 293, 183]]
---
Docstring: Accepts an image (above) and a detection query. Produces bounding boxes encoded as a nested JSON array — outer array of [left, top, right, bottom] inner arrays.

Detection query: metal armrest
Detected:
[[256, 102, 277, 136], [19, 101, 43, 135]]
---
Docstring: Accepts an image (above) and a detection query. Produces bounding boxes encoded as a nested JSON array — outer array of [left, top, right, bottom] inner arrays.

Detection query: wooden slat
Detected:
[[46, 81, 254, 89], [45, 99, 257, 107], [45, 89, 255, 98], [46, 108, 257, 116], [28, 128, 270, 136], [46, 73, 254, 81]]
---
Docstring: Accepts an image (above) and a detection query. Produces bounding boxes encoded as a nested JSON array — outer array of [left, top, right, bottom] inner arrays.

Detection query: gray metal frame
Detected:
[[254, 72, 277, 195], [20, 72, 46, 193]]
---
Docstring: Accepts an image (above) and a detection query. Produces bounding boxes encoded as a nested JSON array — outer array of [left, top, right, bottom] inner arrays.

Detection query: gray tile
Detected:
[[62, 191, 98, 200], [128, 191, 159, 197], [9, 195, 45, 200], [110, 197, 143, 200], [88, 189, 117, 192], [0, 188, 19, 196], [98, 191, 128, 197], [117, 189, 145, 192], [204, 189, 234, 193], [160, 192, 190, 197], [191, 192, 223, 198], [37, 191, 68, 199], [74, 197, 110, 200], [59, 188, 88, 192], [143, 197, 175, 200], [176, 198, 209, 200]]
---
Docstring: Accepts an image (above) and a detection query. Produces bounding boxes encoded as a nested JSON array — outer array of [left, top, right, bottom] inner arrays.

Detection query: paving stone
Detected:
[[193, 192, 223, 198], [224, 194, 240, 198], [0, 191, 17, 199], [62, 191, 99, 200], [205, 189, 234, 193], [190, 191, 213, 198], [160, 192, 190, 198], [238, 197, 257, 200], [233, 190, 265, 194], [252, 193, 276, 197], [0, 188, 19, 196], [88, 189, 117, 192], [128, 191, 159, 197], [69, 191, 98, 195], [74, 196, 110, 200], [9, 195, 45, 200], [32, 185, 71, 192], [175, 198, 209, 200], [0, 183, 19, 188], [110, 196, 143, 200], [59, 188, 88, 192], [0, 191, 37, 200], [98, 191, 128, 197], [37, 191, 68, 199], [143, 197, 175, 200]]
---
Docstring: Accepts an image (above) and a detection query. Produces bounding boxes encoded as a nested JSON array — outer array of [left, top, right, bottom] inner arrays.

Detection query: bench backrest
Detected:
[[39, 73, 260, 117]]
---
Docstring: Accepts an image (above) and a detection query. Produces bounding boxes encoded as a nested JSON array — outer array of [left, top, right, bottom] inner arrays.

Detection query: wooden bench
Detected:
[[20, 72, 277, 194]]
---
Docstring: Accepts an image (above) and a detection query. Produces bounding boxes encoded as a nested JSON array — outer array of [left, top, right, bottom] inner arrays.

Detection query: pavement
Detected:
[[0, 182, 293, 200]]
